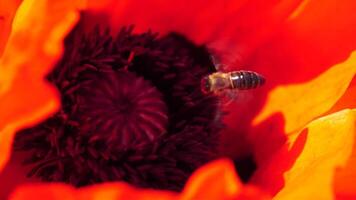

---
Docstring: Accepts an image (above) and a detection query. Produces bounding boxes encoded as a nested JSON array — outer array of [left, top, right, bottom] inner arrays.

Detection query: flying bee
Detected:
[[201, 70, 265, 94], [200, 55, 265, 104]]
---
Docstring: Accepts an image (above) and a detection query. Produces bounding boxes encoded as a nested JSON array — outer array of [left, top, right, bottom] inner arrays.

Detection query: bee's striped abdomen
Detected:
[[229, 70, 265, 90]]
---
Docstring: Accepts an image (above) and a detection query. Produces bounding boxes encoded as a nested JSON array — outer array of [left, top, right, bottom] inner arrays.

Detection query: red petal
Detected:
[[0, 152, 39, 199], [221, 0, 356, 160], [93, 0, 302, 56]]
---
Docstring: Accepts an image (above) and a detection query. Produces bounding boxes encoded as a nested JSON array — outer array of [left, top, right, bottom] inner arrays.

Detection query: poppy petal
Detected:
[[0, 0, 22, 56], [9, 184, 76, 200], [242, 51, 356, 165], [180, 159, 241, 200], [221, 0, 356, 159], [8, 159, 270, 200], [253, 51, 356, 134], [181, 159, 270, 200], [333, 110, 356, 199], [0, 0, 88, 172], [251, 0, 356, 135], [8, 183, 177, 200], [327, 77, 356, 115], [252, 109, 355, 199], [95, 0, 302, 56]]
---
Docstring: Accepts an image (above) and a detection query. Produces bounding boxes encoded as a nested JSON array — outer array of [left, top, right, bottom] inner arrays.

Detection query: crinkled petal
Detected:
[[8, 159, 270, 200], [221, 0, 356, 159], [251, 0, 356, 135], [253, 51, 356, 134], [252, 109, 355, 199], [252, 0, 356, 132], [223, 51, 356, 163], [248, 49, 356, 192]]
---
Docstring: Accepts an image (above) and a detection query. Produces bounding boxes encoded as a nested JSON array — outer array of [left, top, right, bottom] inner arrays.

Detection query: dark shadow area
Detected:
[[249, 113, 287, 163], [221, 111, 307, 196], [251, 124, 308, 195], [234, 155, 257, 183]]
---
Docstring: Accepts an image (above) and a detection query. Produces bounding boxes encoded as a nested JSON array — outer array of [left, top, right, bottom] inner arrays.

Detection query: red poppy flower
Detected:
[[1, 0, 356, 199]]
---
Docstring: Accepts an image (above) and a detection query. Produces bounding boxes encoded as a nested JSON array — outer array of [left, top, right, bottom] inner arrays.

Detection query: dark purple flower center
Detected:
[[73, 71, 168, 147], [15, 19, 224, 191]]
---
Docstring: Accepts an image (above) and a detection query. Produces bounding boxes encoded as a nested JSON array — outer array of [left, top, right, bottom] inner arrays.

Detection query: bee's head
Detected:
[[200, 76, 212, 94]]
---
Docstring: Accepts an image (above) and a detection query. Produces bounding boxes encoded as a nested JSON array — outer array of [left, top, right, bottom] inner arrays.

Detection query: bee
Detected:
[[201, 70, 265, 94], [200, 55, 265, 104]]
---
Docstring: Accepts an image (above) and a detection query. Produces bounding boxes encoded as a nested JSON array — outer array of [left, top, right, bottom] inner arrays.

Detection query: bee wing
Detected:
[[219, 90, 238, 106], [210, 54, 219, 67], [210, 55, 228, 72]]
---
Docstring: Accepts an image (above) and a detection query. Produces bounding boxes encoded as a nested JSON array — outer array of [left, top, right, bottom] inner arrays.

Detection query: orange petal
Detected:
[[0, 0, 22, 56], [8, 159, 270, 200], [180, 159, 241, 200], [0, 0, 88, 172], [251, 0, 356, 134], [180, 159, 270, 200], [333, 109, 356, 199], [253, 51, 356, 134], [78, 183, 176, 200], [252, 109, 355, 199], [327, 76, 356, 115], [235, 51, 356, 164], [9, 183, 176, 200]]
